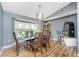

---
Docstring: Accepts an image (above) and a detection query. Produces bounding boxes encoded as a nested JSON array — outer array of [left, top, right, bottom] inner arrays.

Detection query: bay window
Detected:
[[14, 20, 38, 40]]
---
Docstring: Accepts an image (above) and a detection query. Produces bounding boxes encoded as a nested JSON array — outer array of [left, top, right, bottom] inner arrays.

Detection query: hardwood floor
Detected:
[[0, 40, 77, 57]]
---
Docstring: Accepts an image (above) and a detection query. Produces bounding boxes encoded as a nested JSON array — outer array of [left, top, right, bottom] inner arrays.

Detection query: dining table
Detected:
[[18, 37, 37, 50], [18, 37, 36, 43]]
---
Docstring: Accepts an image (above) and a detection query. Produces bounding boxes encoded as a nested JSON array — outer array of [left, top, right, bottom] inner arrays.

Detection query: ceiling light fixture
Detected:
[[36, 5, 44, 21]]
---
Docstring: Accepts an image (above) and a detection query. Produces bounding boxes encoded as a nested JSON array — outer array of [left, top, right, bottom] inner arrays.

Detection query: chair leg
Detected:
[[16, 48, 19, 56], [34, 47, 36, 57], [40, 47, 43, 54], [44, 45, 47, 51], [48, 42, 50, 48], [16, 45, 19, 56]]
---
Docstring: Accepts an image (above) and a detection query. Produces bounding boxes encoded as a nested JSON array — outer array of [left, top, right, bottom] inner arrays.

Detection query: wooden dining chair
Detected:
[[42, 32, 51, 50], [13, 32, 26, 56], [28, 32, 43, 57]]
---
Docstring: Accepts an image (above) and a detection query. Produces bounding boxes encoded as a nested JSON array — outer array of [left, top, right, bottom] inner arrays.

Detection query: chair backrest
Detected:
[[35, 32, 43, 39], [43, 32, 50, 41], [34, 32, 43, 46], [13, 32, 19, 44]]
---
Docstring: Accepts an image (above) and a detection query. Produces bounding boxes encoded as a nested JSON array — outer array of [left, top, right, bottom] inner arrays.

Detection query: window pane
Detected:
[[15, 21, 37, 40]]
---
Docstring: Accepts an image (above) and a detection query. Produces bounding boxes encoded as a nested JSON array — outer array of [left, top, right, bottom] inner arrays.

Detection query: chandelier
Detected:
[[36, 5, 44, 21]]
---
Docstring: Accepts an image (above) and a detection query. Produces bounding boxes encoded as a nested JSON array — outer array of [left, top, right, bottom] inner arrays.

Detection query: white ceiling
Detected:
[[1, 2, 71, 20]]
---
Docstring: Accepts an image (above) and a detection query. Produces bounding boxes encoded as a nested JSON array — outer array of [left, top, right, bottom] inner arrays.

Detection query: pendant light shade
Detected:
[[36, 5, 44, 21], [36, 12, 44, 20]]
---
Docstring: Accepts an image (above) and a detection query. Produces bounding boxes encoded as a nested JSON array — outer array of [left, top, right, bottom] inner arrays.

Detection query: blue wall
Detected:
[[50, 2, 77, 41], [3, 11, 37, 46], [0, 3, 3, 50], [51, 15, 77, 41]]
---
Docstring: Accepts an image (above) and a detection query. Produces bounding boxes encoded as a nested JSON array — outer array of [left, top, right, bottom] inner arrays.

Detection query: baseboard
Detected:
[[0, 43, 15, 56], [3, 43, 15, 49]]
